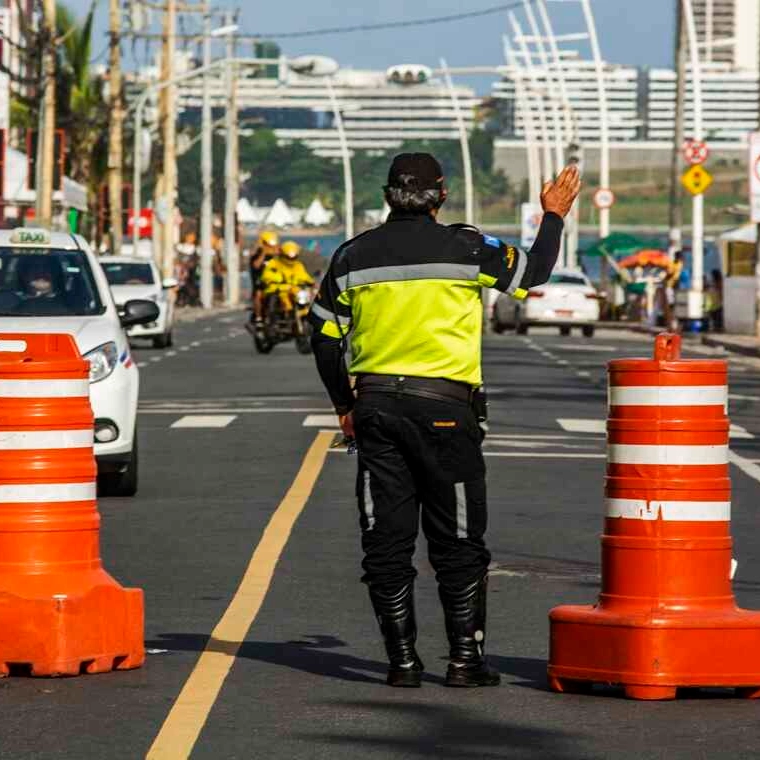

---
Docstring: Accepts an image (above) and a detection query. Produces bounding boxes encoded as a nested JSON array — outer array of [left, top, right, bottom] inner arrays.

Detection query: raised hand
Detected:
[[540, 165, 582, 219]]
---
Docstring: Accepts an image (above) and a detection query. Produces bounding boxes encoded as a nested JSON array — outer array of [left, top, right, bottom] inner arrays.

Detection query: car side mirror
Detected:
[[162, 277, 179, 289], [120, 299, 160, 328]]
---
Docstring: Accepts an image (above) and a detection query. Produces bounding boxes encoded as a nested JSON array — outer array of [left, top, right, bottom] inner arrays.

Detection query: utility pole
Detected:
[[157, 0, 177, 278], [36, 0, 56, 227], [224, 12, 239, 306], [200, 11, 214, 308], [668, 0, 686, 257], [108, 0, 124, 254]]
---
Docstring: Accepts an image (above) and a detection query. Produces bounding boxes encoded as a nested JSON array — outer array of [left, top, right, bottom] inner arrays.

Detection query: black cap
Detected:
[[386, 153, 444, 192]]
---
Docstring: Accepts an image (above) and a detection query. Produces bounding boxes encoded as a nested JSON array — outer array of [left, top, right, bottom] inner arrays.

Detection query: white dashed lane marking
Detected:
[[170, 415, 237, 429]]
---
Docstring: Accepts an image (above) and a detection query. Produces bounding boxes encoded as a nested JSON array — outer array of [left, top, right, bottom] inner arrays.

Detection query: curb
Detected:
[[702, 335, 759, 358]]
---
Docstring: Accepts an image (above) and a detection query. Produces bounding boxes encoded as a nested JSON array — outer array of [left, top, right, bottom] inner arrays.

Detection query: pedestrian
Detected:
[[309, 153, 580, 688], [707, 269, 723, 332]]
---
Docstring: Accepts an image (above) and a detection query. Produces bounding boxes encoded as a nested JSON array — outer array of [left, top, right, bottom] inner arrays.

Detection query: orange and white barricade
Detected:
[[549, 333, 760, 700], [0, 334, 143, 676]]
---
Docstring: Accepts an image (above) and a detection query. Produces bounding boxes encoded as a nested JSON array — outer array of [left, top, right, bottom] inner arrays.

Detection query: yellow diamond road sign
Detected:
[[681, 164, 713, 196]]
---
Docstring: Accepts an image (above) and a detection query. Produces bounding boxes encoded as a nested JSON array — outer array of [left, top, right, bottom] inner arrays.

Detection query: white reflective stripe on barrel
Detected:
[[609, 385, 727, 408], [0, 482, 96, 503], [608, 444, 729, 466], [0, 429, 92, 449], [606, 498, 731, 521], [0, 379, 89, 398]]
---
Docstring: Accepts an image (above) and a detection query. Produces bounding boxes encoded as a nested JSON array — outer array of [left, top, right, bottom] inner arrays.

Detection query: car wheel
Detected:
[[98, 435, 138, 498], [559, 326, 571, 337], [516, 323, 529, 335], [492, 321, 506, 335], [153, 332, 171, 349], [582, 325, 595, 338]]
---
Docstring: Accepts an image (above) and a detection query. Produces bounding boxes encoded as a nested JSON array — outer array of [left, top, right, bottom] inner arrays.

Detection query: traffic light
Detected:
[[386, 65, 432, 85], [567, 142, 584, 175]]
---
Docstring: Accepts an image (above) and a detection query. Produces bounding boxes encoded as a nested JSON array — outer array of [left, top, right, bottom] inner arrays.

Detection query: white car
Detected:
[[493, 268, 600, 337], [101, 256, 177, 348], [0, 228, 159, 496]]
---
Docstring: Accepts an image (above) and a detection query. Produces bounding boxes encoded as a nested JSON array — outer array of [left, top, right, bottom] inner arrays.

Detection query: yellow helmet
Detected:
[[260, 231, 280, 250], [281, 241, 301, 260]]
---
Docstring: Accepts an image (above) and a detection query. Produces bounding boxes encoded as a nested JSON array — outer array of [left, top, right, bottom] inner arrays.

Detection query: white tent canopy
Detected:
[[265, 198, 297, 228], [236, 198, 269, 225], [304, 198, 334, 227]]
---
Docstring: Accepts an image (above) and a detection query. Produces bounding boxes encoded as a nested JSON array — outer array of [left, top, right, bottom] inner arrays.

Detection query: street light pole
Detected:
[[503, 38, 542, 206], [510, 14, 554, 183], [440, 58, 475, 226], [223, 15, 239, 306], [536, 0, 580, 268], [325, 77, 354, 240], [200, 13, 214, 308], [522, 0, 566, 266], [682, 0, 705, 327], [580, 0, 611, 239]]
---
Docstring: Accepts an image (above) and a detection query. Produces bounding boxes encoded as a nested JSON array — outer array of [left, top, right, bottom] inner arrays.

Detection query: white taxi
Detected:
[[100, 256, 177, 348], [0, 228, 159, 496]]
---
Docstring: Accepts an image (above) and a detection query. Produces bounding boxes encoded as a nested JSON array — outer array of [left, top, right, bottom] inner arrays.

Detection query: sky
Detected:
[[72, 0, 676, 86]]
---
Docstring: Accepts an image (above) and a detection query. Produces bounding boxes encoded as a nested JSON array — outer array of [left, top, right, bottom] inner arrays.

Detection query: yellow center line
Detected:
[[146, 431, 334, 759]]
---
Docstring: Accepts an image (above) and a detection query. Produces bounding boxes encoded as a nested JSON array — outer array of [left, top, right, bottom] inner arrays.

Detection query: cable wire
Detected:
[[251, 1, 533, 39]]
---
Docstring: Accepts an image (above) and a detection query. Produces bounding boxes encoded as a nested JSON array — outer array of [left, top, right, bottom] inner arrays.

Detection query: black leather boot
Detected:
[[369, 583, 424, 687], [439, 575, 501, 687]]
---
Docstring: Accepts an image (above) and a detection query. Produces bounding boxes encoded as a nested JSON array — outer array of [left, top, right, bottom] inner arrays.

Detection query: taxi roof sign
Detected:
[[9, 229, 52, 246]]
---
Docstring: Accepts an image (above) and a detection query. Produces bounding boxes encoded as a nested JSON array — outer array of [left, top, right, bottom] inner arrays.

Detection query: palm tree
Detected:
[[56, 2, 108, 193]]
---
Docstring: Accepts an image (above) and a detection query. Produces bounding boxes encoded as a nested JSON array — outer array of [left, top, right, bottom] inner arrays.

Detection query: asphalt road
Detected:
[[3, 315, 760, 760]]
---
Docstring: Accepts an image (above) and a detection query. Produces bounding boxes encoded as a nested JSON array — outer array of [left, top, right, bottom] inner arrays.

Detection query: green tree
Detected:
[[55, 2, 108, 193]]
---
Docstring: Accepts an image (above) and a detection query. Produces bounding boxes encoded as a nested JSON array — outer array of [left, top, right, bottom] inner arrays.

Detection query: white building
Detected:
[[491, 60, 643, 143], [647, 64, 760, 142], [693, 0, 760, 71], [167, 66, 479, 158]]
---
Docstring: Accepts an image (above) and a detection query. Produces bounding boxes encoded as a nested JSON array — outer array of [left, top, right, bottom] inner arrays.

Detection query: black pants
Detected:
[[353, 390, 490, 593]]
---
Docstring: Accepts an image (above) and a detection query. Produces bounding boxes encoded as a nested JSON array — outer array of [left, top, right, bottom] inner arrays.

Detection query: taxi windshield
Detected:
[[102, 262, 155, 286], [0, 248, 105, 317]]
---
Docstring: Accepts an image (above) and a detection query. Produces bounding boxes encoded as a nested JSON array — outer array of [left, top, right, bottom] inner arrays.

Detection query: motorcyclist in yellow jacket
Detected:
[[261, 241, 315, 315]]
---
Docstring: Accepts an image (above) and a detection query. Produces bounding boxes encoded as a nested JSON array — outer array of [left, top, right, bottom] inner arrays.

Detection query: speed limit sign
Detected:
[[683, 139, 709, 165], [593, 188, 615, 210]]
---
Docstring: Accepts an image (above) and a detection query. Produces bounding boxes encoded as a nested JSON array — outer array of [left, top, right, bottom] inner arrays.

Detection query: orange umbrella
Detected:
[[618, 249, 671, 269]]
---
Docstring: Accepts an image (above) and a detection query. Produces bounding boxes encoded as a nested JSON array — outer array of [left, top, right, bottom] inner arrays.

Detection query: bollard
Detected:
[[0, 334, 144, 676], [548, 333, 760, 700]]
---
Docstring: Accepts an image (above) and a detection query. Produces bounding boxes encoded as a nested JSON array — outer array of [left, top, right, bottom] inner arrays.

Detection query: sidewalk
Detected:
[[702, 333, 760, 357]]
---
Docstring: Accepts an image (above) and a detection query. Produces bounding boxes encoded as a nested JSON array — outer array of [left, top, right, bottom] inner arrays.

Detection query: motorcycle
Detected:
[[253, 284, 314, 355]]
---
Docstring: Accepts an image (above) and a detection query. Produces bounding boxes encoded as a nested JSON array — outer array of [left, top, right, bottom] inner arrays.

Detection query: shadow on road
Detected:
[[295, 699, 579, 759], [145, 632, 448, 685]]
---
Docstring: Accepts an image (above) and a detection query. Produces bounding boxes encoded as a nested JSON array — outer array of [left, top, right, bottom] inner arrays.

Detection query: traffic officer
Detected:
[[309, 153, 580, 688]]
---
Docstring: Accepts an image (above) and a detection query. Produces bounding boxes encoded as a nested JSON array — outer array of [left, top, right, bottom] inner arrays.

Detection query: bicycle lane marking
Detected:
[[146, 430, 334, 759]]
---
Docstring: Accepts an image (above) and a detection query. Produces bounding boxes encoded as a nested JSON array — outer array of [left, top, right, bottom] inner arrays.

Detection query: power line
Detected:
[[252, 1, 531, 39]]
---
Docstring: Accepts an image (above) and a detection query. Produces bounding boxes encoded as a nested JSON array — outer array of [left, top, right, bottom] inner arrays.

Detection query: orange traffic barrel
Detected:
[[548, 333, 760, 700], [0, 334, 144, 676]]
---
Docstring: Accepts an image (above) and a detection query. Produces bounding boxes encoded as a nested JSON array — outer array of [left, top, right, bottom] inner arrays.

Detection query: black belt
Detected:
[[355, 374, 473, 405]]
